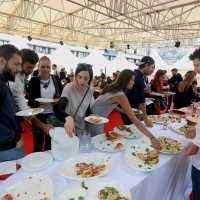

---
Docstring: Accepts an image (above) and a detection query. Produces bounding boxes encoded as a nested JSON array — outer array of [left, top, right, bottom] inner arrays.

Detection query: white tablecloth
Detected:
[[0, 119, 192, 200]]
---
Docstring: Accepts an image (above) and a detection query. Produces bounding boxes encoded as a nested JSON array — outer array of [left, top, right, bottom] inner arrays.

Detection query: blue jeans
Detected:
[[0, 147, 26, 162], [192, 165, 200, 200]]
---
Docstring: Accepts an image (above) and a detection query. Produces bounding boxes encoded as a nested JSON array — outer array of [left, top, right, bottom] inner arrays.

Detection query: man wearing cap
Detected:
[[184, 47, 200, 200], [167, 68, 183, 110], [120, 56, 155, 127]]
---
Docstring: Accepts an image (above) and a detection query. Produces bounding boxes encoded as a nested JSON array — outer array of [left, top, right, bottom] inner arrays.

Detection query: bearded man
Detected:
[[0, 44, 26, 162]]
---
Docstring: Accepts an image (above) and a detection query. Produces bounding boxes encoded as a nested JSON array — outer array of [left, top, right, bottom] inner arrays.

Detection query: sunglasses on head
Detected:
[[77, 63, 93, 69]]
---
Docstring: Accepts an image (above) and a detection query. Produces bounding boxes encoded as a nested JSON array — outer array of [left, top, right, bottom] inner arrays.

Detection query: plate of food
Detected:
[[124, 143, 159, 172], [58, 152, 115, 180], [168, 114, 180, 122], [53, 178, 131, 200], [148, 115, 170, 124], [132, 108, 143, 114], [171, 123, 194, 134], [35, 98, 56, 103], [151, 92, 163, 96], [0, 174, 53, 200], [49, 127, 76, 144], [21, 152, 53, 172], [186, 117, 198, 126], [168, 109, 186, 115], [145, 98, 155, 101], [92, 133, 128, 152], [84, 116, 109, 124], [143, 136, 182, 154], [15, 108, 44, 116], [113, 124, 143, 138]]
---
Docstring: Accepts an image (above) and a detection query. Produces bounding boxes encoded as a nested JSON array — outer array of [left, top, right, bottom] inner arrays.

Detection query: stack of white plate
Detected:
[[50, 127, 79, 160]]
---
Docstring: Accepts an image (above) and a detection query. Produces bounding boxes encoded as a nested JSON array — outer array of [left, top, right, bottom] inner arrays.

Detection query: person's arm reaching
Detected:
[[54, 96, 75, 137], [138, 103, 153, 127], [107, 95, 161, 150]]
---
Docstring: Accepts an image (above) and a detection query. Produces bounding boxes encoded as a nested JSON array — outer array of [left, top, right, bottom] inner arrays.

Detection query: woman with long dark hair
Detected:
[[174, 73, 200, 109], [87, 69, 162, 150], [54, 63, 94, 135]]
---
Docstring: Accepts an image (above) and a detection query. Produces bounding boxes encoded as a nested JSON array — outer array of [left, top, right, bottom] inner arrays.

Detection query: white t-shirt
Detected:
[[39, 76, 55, 114]]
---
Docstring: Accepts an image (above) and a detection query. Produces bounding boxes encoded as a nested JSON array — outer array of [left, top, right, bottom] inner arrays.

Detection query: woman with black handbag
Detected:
[[53, 63, 94, 136], [28, 56, 63, 152], [150, 69, 170, 115]]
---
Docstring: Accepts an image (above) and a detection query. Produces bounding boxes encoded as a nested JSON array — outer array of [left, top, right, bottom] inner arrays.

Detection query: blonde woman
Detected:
[[174, 72, 200, 109], [28, 56, 63, 152]]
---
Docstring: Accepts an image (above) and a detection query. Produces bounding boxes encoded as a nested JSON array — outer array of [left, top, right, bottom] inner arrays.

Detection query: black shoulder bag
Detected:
[[46, 81, 90, 127]]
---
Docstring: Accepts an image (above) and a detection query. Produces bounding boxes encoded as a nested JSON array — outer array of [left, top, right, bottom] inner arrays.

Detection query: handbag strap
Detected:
[[73, 86, 90, 118], [52, 75, 60, 98]]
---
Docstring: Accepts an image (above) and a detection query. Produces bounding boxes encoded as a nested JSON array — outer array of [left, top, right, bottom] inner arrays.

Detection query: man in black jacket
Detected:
[[0, 44, 26, 162], [167, 68, 183, 110]]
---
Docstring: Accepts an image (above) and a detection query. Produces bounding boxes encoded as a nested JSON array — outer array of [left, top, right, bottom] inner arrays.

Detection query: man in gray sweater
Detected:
[[0, 44, 25, 162]]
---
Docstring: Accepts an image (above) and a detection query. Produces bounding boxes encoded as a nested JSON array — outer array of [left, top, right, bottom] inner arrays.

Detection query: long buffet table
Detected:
[[0, 119, 192, 200]]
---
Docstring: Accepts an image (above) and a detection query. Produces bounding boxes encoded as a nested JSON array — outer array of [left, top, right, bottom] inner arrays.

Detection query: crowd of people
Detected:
[[1, 44, 200, 199]]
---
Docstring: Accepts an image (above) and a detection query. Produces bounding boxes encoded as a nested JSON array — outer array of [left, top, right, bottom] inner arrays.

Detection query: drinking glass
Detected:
[[77, 130, 93, 153]]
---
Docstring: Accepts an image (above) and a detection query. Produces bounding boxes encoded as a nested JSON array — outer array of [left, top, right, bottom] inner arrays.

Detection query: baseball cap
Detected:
[[171, 68, 178, 72], [136, 56, 155, 66]]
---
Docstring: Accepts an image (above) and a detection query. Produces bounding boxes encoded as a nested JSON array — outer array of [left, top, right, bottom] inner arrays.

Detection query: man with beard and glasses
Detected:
[[0, 44, 26, 162], [9, 49, 54, 141]]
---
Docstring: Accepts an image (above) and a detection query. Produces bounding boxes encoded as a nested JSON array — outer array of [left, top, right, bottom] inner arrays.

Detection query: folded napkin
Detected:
[[0, 161, 21, 180]]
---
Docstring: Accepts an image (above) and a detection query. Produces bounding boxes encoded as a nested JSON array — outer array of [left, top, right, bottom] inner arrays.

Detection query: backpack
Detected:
[[0, 81, 6, 105]]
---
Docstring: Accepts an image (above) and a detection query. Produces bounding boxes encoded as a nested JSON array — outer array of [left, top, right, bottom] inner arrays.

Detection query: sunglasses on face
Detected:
[[77, 63, 93, 69]]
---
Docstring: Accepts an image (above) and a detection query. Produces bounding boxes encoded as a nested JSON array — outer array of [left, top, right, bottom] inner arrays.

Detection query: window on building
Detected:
[[70, 50, 90, 58]]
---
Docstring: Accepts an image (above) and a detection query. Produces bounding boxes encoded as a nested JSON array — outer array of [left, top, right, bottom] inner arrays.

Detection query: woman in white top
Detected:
[[28, 56, 63, 152], [87, 69, 161, 150], [54, 63, 94, 135]]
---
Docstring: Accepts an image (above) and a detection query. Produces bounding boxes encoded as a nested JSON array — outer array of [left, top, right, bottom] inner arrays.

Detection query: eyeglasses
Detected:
[[77, 63, 93, 69]]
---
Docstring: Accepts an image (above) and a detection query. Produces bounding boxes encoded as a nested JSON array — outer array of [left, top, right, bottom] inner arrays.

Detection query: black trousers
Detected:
[[33, 113, 52, 152]]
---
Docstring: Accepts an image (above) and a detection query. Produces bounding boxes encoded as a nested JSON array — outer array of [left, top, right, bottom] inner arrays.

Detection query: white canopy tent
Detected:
[[50, 45, 80, 74], [106, 52, 136, 76], [80, 49, 109, 76], [149, 48, 195, 72], [9, 35, 30, 50]]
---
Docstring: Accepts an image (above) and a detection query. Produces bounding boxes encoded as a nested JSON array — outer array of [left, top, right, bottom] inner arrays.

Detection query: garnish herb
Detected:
[[132, 152, 136, 156], [78, 196, 84, 200], [81, 181, 88, 190], [138, 164, 142, 168]]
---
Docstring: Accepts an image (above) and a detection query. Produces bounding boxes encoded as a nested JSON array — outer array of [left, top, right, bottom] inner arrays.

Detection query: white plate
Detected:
[[49, 127, 76, 144], [53, 178, 131, 200], [113, 124, 143, 139], [21, 152, 53, 171], [58, 152, 115, 180], [84, 116, 109, 124], [171, 123, 186, 135], [35, 98, 55, 103], [143, 136, 182, 154], [132, 108, 143, 114], [148, 115, 170, 124], [0, 173, 54, 200], [151, 92, 163, 96], [124, 143, 159, 172], [15, 108, 44, 116], [92, 134, 128, 152]]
